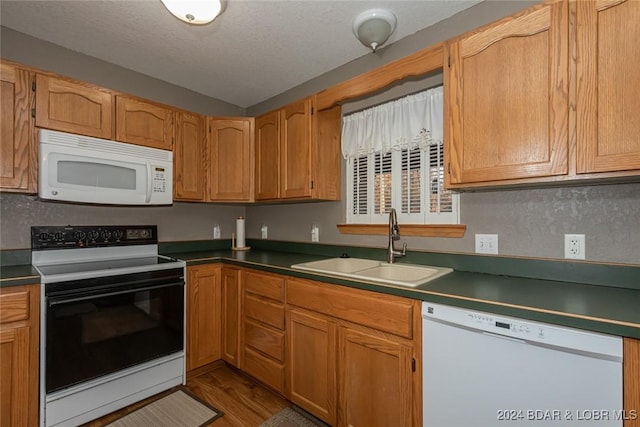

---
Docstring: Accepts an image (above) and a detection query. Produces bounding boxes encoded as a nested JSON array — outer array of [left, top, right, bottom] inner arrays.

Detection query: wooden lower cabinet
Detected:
[[241, 269, 286, 394], [0, 284, 39, 427], [221, 266, 241, 367], [186, 264, 222, 371], [286, 277, 420, 427], [287, 308, 337, 425], [625, 338, 640, 427], [339, 328, 413, 427]]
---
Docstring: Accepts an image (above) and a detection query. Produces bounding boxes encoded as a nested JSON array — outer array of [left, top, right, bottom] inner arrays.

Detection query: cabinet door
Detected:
[[447, 1, 568, 185], [187, 265, 221, 371], [0, 285, 39, 427], [338, 328, 412, 427], [576, 0, 640, 174], [174, 112, 206, 201], [287, 309, 337, 425], [208, 118, 253, 201], [115, 96, 174, 150], [221, 267, 241, 367], [1, 64, 35, 193], [255, 111, 280, 200], [0, 327, 31, 427], [280, 98, 312, 198], [35, 74, 113, 139], [624, 338, 640, 427]]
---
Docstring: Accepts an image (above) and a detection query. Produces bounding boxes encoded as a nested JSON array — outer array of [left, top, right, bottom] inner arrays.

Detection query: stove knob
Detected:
[[38, 232, 50, 241], [74, 231, 86, 240], [54, 232, 65, 241], [100, 230, 112, 240], [113, 230, 124, 240], [88, 230, 99, 241]]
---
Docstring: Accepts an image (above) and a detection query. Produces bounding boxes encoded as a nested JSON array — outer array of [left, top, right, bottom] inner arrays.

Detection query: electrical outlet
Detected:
[[564, 234, 585, 259], [212, 224, 221, 239], [311, 224, 320, 242], [261, 224, 268, 239], [475, 234, 498, 254]]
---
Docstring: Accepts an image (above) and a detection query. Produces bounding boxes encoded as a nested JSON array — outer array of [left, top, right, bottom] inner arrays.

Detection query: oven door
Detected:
[[45, 268, 184, 394]]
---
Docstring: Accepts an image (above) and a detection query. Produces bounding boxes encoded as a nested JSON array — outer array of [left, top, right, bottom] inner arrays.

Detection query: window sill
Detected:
[[336, 224, 466, 238]]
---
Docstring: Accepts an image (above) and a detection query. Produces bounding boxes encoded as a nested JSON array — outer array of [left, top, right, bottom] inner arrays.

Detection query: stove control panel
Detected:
[[31, 225, 158, 249]]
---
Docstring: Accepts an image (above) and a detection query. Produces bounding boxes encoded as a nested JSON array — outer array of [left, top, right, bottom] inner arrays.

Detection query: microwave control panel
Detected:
[[31, 225, 158, 249], [153, 167, 167, 193]]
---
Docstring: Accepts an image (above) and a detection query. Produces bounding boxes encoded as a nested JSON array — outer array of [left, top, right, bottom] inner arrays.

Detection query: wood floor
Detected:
[[82, 362, 291, 426]]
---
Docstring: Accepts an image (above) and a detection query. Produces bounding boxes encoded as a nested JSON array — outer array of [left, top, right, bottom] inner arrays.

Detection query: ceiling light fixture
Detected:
[[352, 9, 397, 52], [161, 0, 224, 25]]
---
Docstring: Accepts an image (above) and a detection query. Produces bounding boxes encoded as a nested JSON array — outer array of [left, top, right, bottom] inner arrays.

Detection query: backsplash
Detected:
[[244, 182, 640, 265], [2, 183, 638, 265], [0, 193, 245, 250]]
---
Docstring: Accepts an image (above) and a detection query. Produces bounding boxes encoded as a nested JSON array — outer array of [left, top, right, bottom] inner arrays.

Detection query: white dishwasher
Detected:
[[422, 302, 624, 427]]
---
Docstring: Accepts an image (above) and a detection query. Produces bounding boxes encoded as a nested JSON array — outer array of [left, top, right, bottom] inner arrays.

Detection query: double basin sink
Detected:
[[290, 257, 452, 288]]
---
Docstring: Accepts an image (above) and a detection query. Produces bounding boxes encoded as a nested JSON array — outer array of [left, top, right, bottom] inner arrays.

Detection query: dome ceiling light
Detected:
[[352, 9, 397, 52], [161, 0, 224, 25]]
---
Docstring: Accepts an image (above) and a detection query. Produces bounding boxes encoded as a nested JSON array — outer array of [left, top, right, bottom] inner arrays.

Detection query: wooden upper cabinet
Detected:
[[258, 96, 341, 201], [208, 117, 254, 201], [35, 74, 113, 139], [115, 96, 174, 150], [281, 98, 313, 199], [174, 111, 206, 201], [1, 64, 36, 193], [446, 0, 569, 186], [255, 110, 281, 200], [576, 0, 640, 174]]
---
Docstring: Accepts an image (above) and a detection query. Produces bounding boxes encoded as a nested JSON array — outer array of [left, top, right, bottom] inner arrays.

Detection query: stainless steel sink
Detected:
[[290, 258, 453, 288]]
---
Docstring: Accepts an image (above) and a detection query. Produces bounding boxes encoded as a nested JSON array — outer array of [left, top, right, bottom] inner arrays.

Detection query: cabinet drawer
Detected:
[[244, 271, 285, 301], [0, 289, 30, 324], [287, 278, 415, 339], [244, 294, 284, 329], [244, 319, 285, 362], [243, 347, 285, 394]]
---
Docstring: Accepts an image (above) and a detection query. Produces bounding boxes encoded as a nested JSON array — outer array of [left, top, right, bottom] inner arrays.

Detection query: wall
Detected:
[[0, 26, 248, 250], [0, 193, 244, 250], [243, 0, 640, 266], [0, 27, 245, 117], [1, 1, 638, 265], [245, 183, 640, 265], [247, 0, 538, 116]]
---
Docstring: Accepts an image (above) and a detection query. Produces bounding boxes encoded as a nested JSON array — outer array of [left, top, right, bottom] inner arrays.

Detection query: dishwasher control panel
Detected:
[[422, 302, 622, 359], [467, 313, 535, 336]]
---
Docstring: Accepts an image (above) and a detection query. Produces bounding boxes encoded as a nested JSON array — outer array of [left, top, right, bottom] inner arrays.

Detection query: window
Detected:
[[342, 86, 459, 225]]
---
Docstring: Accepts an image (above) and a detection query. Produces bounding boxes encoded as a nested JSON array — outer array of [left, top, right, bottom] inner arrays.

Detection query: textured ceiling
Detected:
[[0, 0, 481, 108]]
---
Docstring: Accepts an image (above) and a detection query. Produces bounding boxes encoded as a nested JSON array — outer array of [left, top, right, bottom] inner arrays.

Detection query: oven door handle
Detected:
[[47, 281, 183, 307]]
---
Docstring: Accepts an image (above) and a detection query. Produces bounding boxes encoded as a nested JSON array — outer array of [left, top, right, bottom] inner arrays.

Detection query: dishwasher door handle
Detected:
[[481, 331, 527, 345]]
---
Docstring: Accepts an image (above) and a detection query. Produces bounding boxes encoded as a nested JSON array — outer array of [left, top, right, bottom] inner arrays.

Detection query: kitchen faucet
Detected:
[[387, 208, 407, 264]]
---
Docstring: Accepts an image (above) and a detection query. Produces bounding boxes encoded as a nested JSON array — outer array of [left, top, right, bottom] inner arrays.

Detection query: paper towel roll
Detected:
[[236, 216, 245, 248]]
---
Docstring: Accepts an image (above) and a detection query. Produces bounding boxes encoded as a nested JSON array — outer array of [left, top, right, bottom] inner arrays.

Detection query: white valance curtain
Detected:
[[341, 86, 443, 160]]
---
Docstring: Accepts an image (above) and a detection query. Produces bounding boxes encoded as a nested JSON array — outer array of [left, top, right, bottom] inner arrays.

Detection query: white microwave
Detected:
[[39, 129, 173, 205]]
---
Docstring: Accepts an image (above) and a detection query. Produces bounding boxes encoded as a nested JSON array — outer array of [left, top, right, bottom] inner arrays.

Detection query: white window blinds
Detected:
[[343, 86, 459, 224]]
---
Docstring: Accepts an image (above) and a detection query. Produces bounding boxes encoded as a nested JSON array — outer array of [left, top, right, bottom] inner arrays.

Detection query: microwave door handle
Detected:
[[145, 161, 153, 203]]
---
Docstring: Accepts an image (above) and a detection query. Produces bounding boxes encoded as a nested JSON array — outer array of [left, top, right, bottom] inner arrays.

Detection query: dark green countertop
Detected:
[[2, 244, 638, 339], [168, 248, 640, 339], [0, 264, 40, 287]]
